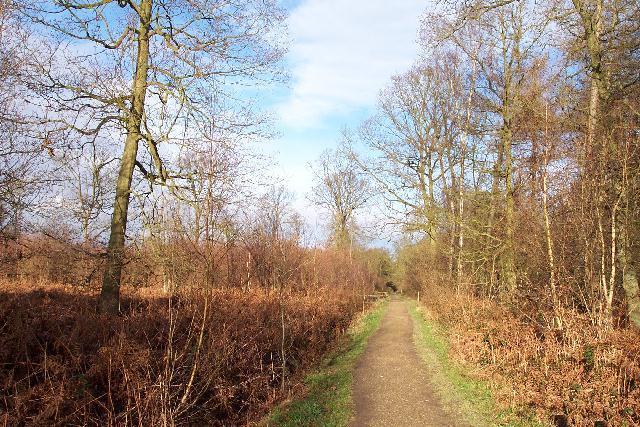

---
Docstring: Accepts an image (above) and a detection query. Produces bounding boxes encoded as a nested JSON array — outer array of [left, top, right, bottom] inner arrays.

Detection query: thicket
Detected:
[[0, 232, 384, 295], [0, 186, 395, 427], [0, 170, 390, 427]]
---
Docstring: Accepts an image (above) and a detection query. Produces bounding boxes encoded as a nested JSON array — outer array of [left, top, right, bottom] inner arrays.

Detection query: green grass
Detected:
[[409, 302, 548, 427], [265, 300, 389, 427]]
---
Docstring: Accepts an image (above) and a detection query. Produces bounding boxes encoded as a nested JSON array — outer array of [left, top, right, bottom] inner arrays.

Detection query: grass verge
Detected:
[[409, 301, 547, 427], [265, 299, 389, 427]]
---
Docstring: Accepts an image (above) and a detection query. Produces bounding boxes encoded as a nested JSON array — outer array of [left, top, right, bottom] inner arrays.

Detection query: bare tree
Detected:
[[55, 143, 116, 243], [310, 148, 369, 251], [22, 0, 286, 313], [356, 64, 445, 241], [353, 54, 476, 275], [0, 1, 43, 238]]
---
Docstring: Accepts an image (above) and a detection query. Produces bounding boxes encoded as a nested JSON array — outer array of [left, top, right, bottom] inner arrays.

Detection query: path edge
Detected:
[[409, 301, 548, 427], [263, 299, 390, 427]]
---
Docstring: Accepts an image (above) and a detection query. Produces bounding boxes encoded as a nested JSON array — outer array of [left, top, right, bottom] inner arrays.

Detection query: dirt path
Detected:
[[352, 297, 463, 427]]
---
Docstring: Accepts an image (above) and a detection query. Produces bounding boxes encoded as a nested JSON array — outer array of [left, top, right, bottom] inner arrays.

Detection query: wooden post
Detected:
[[417, 291, 420, 303]]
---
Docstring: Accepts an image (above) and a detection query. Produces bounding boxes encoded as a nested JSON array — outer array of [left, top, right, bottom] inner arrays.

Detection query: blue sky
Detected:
[[262, 0, 428, 239]]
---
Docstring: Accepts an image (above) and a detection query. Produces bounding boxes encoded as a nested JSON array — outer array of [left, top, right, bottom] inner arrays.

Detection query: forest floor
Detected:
[[352, 296, 467, 427]]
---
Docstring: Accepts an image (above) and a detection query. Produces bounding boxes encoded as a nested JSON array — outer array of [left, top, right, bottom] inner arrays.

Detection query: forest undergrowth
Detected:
[[419, 287, 640, 426], [0, 279, 362, 426]]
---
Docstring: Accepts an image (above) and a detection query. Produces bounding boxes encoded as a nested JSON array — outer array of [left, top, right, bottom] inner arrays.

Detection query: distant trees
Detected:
[[246, 186, 305, 291], [357, 63, 452, 242], [21, 0, 286, 313], [354, 53, 476, 292], [311, 149, 369, 251], [56, 144, 116, 243]]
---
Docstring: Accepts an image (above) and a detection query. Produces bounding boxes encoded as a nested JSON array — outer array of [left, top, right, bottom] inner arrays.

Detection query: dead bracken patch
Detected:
[[420, 288, 640, 426], [0, 280, 361, 426]]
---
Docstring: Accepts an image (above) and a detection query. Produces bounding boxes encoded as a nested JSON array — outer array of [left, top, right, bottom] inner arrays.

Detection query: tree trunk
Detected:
[[542, 104, 562, 327], [99, 0, 153, 314], [606, 206, 617, 329], [457, 65, 475, 294], [618, 144, 640, 328], [501, 109, 517, 297], [573, 0, 605, 146], [542, 161, 561, 327], [620, 244, 640, 327], [488, 137, 504, 291]]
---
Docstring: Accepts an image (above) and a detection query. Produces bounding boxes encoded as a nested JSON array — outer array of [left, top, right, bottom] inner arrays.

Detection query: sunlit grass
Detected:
[[266, 299, 389, 427], [409, 302, 548, 427]]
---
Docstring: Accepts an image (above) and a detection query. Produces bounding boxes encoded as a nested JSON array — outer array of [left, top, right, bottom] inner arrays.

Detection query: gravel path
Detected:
[[352, 297, 464, 427]]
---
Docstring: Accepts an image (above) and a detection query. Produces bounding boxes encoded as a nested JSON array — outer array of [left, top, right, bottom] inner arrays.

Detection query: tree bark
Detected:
[[620, 242, 640, 327], [99, 0, 153, 314], [502, 121, 516, 297], [617, 150, 640, 328], [500, 62, 516, 298], [542, 104, 561, 327], [456, 66, 475, 293], [542, 159, 561, 327]]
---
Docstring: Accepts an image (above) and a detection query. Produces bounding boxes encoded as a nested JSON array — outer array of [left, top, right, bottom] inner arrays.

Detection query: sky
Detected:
[[263, 0, 427, 242]]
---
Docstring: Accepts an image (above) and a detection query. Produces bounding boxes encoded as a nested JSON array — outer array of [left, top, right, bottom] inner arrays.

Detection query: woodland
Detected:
[[0, 0, 639, 425]]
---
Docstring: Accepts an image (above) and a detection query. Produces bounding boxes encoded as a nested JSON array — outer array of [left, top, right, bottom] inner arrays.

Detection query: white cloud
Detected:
[[279, 0, 427, 128]]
